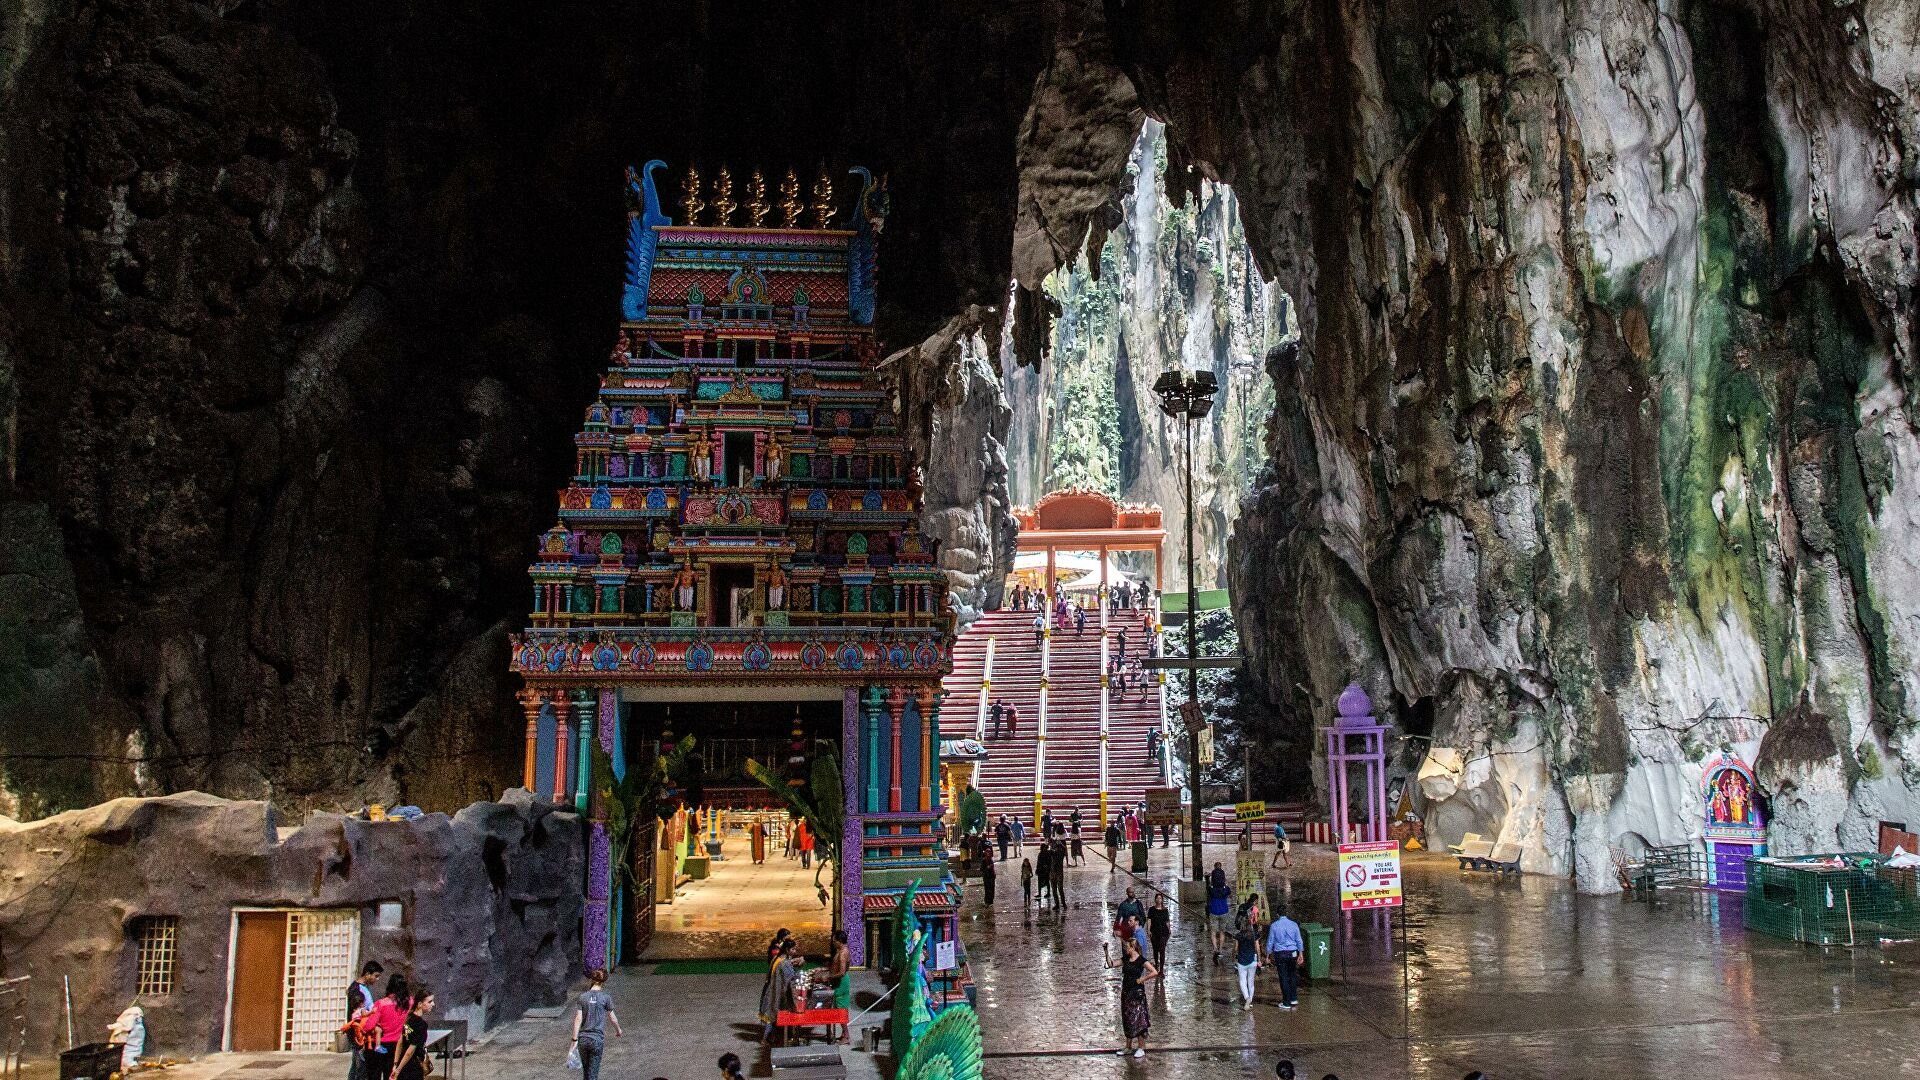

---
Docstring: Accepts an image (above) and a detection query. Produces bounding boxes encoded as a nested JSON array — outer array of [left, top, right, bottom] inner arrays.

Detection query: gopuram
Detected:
[[510, 162, 957, 972]]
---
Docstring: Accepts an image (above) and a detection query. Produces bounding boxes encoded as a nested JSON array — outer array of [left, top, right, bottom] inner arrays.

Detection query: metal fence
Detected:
[[1743, 853, 1920, 945]]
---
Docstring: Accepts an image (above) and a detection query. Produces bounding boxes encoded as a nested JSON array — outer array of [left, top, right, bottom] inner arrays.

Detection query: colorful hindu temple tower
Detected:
[[510, 161, 957, 971]]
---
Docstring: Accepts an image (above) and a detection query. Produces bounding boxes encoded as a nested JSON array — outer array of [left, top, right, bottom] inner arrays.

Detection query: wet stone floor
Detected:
[[960, 843, 1920, 1079], [153, 843, 1920, 1080], [646, 840, 832, 961]]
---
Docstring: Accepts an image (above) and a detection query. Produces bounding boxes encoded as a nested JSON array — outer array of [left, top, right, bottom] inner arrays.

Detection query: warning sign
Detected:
[[1337, 840, 1403, 910], [1144, 787, 1184, 825]]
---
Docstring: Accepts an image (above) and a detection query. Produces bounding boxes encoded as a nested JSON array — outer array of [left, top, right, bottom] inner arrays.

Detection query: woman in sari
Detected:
[[759, 939, 800, 1045]]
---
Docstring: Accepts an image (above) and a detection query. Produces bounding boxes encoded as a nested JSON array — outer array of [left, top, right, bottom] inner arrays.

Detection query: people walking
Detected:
[[996, 816, 1012, 861], [1147, 893, 1171, 972], [1206, 864, 1233, 960], [797, 819, 814, 869], [570, 971, 621, 1080], [1145, 729, 1160, 763], [1074, 606, 1086, 635], [1049, 839, 1068, 908], [1021, 857, 1034, 909], [1032, 613, 1045, 648], [989, 699, 1004, 739], [1005, 704, 1019, 740], [1012, 814, 1026, 852], [1265, 907, 1303, 1010], [1103, 936, 1158, 1058], [1233, 902, 1263, 1009], [1035, 842, 1053, 907], [751, 819, 768, 864], [1104, 820, 1122, 871], [1271, 817, 1292, 869], [1115, 886, 1145, 930], [981, 850, 997, 906]]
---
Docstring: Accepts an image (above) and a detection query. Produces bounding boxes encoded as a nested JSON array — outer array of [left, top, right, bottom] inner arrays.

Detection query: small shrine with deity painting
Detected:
[[1702, 752, 1766, 890], [511, 160, 957, 975]]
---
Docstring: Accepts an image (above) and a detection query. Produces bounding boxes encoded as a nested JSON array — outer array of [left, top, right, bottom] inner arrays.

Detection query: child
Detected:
[[1020, 857, 1034, 909]]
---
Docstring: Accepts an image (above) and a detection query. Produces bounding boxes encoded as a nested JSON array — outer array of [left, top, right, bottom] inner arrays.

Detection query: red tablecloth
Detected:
[[776, 1007, 849, 1028]]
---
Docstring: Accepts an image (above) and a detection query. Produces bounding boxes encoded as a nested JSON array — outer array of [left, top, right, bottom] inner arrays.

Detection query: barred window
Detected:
[[133, 917, 178, 996]]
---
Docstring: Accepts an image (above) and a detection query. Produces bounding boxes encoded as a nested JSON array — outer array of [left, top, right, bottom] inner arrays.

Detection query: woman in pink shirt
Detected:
[[366, 975, 412, 1080]]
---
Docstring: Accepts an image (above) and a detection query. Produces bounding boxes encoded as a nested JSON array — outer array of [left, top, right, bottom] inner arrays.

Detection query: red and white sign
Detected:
[[1337, 840, 1403, 910]]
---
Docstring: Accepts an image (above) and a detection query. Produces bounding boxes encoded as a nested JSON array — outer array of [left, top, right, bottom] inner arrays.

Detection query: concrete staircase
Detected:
[[943, 606, 1166, 829]]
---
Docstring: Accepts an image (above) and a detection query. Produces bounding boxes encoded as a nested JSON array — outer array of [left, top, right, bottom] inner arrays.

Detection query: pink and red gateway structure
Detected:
[[510, 162, 957, 969]]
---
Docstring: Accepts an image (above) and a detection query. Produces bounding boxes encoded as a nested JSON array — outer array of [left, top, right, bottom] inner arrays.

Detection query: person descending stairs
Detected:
[[943, 599, 1168, 837]]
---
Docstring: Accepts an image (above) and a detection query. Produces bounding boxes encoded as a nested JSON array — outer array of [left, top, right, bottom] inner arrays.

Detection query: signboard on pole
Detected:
[[933, 939, 956, 971], [1234, 800, 1267, 822], [1197, 724, 1215, 766], [1337, 840, 1403, 910], [1144, 787, 1184, 825], [1179, 700, 1205, 732]]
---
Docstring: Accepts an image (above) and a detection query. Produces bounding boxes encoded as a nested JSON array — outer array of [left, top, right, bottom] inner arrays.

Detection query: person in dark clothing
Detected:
[[980, 851, 997, 906], [1104, 821, 1123, 871], [996, 816, 1012, 861], [1146, 893, 1171, 972], [346, 961, 384, 1080], [989, 699, 1005, 739], [1146, 729, 1160, 763], [391, 987, 436, 1080], [1074, 606, 1086, 635]]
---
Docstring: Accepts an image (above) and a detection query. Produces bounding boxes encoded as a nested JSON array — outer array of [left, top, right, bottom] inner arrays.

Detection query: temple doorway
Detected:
[[628, 692, 845, 961]]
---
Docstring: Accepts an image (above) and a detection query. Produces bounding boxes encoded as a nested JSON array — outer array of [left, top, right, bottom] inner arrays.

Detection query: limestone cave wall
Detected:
[[5, 0, 1919, 896], [1105, 0, 1920, 886], [1007, 121, 1283, 590]]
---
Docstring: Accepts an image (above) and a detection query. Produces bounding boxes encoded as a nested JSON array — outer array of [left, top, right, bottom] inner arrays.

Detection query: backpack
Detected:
[[342, 1008, 381, 1051]]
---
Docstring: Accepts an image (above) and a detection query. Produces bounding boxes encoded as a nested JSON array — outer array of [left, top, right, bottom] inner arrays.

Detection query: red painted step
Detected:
[[942, 608, 1167, 827]]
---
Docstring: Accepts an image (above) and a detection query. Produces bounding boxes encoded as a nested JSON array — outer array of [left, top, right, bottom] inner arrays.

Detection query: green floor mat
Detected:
[[649, 959, 767, 975]]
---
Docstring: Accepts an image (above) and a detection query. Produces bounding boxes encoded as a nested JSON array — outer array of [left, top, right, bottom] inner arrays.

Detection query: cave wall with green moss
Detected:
[[1105, 0, 1920, 887]]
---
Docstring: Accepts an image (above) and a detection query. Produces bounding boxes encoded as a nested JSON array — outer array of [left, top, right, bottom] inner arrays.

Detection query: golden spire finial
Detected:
[[810, 164, 835, 229], [711, 166, 737, 226], [679, 165, 705, 224], [746, 169, 771, 228], [779, 169, 804, 228]]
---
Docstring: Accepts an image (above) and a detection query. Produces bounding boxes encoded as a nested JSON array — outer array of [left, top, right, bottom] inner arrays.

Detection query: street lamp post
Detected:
[[1152, 369, 1217, 882]]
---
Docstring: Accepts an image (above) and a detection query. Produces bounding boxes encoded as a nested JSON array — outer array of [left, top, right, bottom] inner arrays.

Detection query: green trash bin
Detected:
[[1302, 922, 1333, 980], [1130, 839, 1150, 872]]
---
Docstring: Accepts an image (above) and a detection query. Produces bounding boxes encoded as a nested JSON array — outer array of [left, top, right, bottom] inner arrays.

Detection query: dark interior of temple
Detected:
[[627, 699, 842, 787]]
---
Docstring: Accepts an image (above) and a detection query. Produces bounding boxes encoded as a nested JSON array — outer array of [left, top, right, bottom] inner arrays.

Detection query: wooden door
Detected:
[[229, 912, 289, 1051]]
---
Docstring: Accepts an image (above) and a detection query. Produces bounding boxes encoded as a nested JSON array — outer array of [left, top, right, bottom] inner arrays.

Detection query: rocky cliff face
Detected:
[[6, 0, 1918, 890], [1008, 122, 1282, 590], [0, 0, 1109, 815], [1106, 0, 1920, 886]]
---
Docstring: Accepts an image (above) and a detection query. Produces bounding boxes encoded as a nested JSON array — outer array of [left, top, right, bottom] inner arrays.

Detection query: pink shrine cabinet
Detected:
[[1702, 752, 1767, 890]]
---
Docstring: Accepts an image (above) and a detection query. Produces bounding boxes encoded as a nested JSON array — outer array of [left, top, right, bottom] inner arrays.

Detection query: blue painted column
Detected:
[[864, 685, 886, 813]]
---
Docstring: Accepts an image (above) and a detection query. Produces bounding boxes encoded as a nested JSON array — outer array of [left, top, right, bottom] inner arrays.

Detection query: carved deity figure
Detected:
[[907, 464, 925, 506], [764, 434, 786, 481], [691, 429, 713, 482], [674, 560, 698, 610], [766, 562, 788, 610]]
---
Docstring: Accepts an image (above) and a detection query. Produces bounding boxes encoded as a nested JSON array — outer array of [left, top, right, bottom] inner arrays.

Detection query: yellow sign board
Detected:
[[1234, 800, 1267, 822], [1144, 787, 1184, 826]]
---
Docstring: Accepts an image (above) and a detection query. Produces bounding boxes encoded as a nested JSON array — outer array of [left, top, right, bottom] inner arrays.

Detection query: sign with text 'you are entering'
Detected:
[[1337, 840, 1403, 910]]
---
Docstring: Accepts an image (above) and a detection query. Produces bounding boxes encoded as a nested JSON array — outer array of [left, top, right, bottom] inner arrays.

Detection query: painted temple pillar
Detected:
[[573, 690, 595, 812], [841, 686, 867, 965], [520, 689, 543, 792], [583, 688, 620, 971]]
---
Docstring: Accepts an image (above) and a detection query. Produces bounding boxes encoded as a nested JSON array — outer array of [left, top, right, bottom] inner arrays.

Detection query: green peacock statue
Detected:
[[894, 1002, 983, 1080], [890, 880, 935, 1056]]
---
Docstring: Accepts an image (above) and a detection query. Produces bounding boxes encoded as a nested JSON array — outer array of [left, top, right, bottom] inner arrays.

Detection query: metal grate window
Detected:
[[281, 910, 358, 1051], [134, 917, 179, 996]]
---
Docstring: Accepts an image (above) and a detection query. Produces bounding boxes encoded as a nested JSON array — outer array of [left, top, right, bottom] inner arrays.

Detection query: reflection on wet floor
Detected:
[[961, 843, 1920, 1079], [646, 838, 832, 960]]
